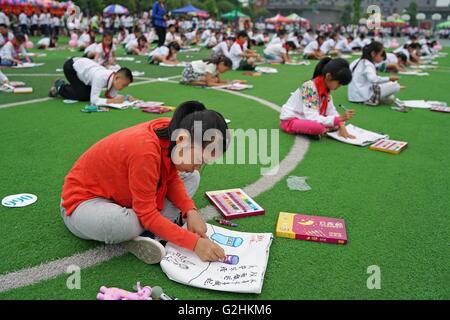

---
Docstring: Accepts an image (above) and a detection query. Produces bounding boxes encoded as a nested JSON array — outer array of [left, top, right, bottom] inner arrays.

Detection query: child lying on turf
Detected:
[[180, 56, 233, 87], [376, 51, 407, 73], [148, 41, 180, 65], [280, 58, 355, 139], [348, 42, 400, 106], [37, 35, 58, 49], [60, 101, 229, 264], [303, 35, 325, 60]]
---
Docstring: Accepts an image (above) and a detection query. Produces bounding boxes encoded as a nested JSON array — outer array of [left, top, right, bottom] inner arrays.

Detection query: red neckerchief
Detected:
[[102, 41, 112, 62], [155, 137, 171, 211], [105, 72, 115, 99], [236, 38, 245, 51], [10, 40, 20, 60], [313, 75, 330, 116], [283, 43, 290, 58]]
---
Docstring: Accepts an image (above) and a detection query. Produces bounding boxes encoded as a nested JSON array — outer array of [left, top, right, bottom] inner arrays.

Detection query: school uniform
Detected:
[[394, 47, 410, 61], [263, 44, 286, 62], [212, 41, 231, 59], [0, 41, 27, 66], [181, 60, 218, 83], [96, 43, 117, 66], [302, 33, 316, 46], [78, 33, 91, 48], [58, 57, 118, 105], [229, 41, 253, 70], [148, 45, 170, 63], [348, 59, 400, 105], [19, 13, 29, 35], [280, 78, 341, 136], [350, 38, 364, 50], [165, 32, 180, 45], [37, 37, 51, 48], [0, 32, 14, 49], [303, 41, 319, 58], [336, 39, 352, 53], [320, 39, 336, 55], [375, 53, 398, 72]]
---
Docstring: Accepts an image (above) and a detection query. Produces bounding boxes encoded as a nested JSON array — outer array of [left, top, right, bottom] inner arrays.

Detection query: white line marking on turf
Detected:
[[0, 78, 309, 293], [0, 75, 182, 110]]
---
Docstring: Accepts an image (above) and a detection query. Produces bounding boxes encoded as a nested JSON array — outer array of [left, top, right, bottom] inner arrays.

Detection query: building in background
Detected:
[[262, 0, 450, 26]]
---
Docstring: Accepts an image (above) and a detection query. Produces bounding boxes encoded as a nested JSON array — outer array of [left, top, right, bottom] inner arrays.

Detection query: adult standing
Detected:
[[151, 0, 167, 47]]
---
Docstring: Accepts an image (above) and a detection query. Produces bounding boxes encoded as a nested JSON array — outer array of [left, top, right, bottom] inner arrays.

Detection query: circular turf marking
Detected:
[[0, 81, 310, 293]]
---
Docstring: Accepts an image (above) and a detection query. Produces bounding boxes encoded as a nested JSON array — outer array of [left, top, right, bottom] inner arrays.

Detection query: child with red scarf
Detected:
[[0, 33, 31, 67], [280, 58, 356, 139], [229, 31, 258, 70], [125, 35, 149, 56], [94, 31, 117, 68]]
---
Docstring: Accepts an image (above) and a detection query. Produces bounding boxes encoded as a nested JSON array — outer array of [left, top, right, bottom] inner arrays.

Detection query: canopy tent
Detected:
[[171, 3, 209, 18], [103, 4, 128, 16], [436, 21, 450, 29], [286, 13, 308, 22], [221, 9, 249, 20], [265, 14, 292, 24], [382, 15, 408, 27]]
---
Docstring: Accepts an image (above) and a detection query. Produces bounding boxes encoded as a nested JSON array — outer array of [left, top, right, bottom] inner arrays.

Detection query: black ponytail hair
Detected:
[[155, 101, 230, 157], [312, 57, 352, 86], [352, 41, 384, 72], [203, 55, 232, 69]]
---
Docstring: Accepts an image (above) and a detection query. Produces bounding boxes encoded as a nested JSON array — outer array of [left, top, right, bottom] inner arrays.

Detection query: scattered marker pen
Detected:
[[214, 217, 238, 227]]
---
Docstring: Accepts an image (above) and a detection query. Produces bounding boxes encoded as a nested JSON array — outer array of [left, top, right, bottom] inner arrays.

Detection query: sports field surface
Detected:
[[0, 38, 449, 300]]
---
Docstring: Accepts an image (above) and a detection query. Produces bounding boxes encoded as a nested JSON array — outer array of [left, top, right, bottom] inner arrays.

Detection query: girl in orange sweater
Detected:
[[61, 101, 229, 264]]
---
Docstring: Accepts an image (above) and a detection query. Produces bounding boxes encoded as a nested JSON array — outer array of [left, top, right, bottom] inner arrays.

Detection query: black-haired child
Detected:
[[180, 56, 233, 87], [348, 41, 400, 106], [148, 41, 180, 65], [0, 33, 31, 66], [280, 58, 355, 139], [49, 57, 135, 106], [60, 101, 230, 263]]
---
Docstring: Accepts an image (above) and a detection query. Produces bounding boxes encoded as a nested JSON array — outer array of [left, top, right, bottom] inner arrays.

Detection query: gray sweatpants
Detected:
[[60, 171, 200, 244]]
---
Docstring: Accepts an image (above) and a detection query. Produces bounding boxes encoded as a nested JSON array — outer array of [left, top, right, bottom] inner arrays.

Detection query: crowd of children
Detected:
[[1, 11, 445, 265]]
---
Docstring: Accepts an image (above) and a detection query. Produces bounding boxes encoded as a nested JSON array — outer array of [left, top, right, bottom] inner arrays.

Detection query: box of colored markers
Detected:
[[369, 139, 408, 155], [205, 188, 265, 219], [276, 212, 347, 245]]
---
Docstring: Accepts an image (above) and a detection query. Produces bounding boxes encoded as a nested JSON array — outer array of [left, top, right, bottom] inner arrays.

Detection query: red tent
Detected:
[[265, 14, 292, 24]]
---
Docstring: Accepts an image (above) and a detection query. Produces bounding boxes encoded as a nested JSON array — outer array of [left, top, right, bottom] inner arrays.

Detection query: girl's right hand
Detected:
[[194, 238, 226, 262], [340, 110, 355, 122], [390, 76, 400, 82]]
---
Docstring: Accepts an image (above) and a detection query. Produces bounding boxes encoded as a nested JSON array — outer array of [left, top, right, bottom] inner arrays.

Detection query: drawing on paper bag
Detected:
[[160, 223, 273, 294]]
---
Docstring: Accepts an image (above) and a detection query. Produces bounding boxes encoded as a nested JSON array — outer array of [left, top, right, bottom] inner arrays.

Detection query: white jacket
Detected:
[[348, 59, 390, 102], [280, 80, 340, 127]]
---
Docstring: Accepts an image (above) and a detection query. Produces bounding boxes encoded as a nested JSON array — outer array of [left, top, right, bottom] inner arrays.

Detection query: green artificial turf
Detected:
[[0, 39, 449, 300]]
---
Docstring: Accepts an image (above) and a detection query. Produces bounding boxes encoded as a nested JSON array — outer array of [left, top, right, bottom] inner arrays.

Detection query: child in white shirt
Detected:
[[348, 41, 400, 106], [180, 56, 233, 87], [148, 42, 180, 64], [263, 41, 296, 64], [280, 58, 355, 139]]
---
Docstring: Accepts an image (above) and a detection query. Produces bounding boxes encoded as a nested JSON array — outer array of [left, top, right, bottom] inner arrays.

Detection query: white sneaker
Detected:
[[123, 236, 166, 264]]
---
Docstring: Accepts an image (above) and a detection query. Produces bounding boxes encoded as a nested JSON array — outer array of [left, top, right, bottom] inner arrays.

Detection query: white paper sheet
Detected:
[[160, 223, 273, 294], [255, 66, 278, 74], [326, 124, 388, 146], [160, 62, 189, 67], [12, 63, 44, 68], [400, 100, 447, 109], [399, 71, 430, 76]]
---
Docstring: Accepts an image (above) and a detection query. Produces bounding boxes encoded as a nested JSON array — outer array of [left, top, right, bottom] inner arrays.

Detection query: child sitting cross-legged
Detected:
[[280, 58, 355, 140]]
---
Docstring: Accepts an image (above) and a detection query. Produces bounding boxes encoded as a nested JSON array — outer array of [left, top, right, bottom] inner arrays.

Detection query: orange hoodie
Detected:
[[61, 118, 199, 250]]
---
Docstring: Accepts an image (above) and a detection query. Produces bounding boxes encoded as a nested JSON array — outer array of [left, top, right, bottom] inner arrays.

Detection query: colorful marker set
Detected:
[[206, 188, 265, 219], [369, 139, 408, 155]]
